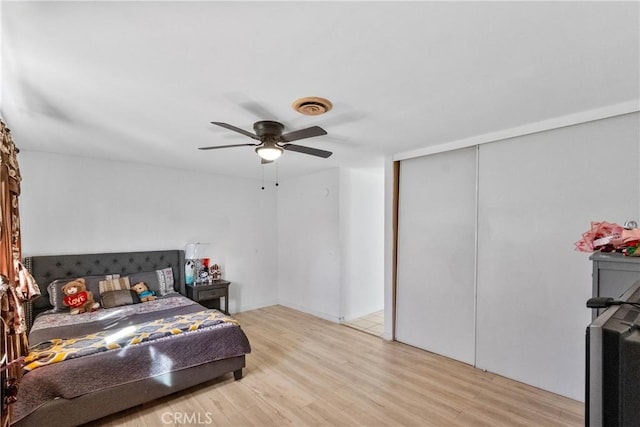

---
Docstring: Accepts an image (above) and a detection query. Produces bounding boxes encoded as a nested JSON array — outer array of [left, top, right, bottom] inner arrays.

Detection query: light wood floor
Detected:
[[91, 305, 584, 426]]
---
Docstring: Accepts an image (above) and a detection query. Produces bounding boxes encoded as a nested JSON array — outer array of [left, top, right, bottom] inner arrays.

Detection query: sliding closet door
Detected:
[[396, 147, 477, 364], [475, 113, 640, 400]]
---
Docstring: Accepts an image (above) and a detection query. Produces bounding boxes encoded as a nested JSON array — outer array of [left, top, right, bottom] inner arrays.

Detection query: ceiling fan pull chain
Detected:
[[261, 164, 265, 190], [275, 162, 279, 187]]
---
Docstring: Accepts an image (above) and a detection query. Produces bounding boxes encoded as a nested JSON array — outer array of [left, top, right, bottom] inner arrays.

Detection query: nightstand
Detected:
[[186, 280, 230, 314]]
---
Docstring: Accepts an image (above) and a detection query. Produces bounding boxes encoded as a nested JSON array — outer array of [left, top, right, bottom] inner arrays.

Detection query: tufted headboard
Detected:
[[24, 249, 185, 324]]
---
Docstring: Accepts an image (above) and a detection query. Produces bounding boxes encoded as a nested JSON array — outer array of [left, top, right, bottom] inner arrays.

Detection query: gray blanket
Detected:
[[13, 295, 251, 423]]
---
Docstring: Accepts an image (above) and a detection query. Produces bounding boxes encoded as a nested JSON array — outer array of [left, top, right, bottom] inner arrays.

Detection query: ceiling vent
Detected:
[[292, 97, 333, 116]]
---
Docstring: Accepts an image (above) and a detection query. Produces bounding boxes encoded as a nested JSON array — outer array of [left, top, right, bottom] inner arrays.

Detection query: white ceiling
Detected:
[[1, 1, 638, 181]]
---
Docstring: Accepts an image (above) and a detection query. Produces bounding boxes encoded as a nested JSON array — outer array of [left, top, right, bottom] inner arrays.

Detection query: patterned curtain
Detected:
[[0, 121, 39, 426]]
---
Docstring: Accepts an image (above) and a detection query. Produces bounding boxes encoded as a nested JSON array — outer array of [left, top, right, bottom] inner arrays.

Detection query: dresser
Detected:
[[590, 252, 640, 317]]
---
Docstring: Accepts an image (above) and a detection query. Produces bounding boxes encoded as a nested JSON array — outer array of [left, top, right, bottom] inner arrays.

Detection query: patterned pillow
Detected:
[[98, 277, 131, 294], [126, 268, 176, 296], [101, 289, 139, 309], [47, 275, 119, 312], [158, 267, 176, 296]]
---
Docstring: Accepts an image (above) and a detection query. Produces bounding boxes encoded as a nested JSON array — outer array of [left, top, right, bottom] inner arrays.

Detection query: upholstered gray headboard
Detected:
[[24, 249, 185, 322]]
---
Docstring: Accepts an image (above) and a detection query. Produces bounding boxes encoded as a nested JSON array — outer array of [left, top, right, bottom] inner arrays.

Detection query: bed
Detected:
[[11, 249, 251, 427]]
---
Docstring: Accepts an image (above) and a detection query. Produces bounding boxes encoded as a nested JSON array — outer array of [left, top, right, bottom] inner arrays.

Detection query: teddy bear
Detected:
[[132, 282, 156, 302], [62, 278, 100, 314]]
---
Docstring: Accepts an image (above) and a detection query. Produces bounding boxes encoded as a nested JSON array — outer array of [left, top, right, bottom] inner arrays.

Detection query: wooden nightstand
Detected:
[[186, 280, 230, 314]]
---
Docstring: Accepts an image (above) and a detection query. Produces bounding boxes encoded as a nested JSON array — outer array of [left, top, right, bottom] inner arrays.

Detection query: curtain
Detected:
[[0, 121, 39, 426]]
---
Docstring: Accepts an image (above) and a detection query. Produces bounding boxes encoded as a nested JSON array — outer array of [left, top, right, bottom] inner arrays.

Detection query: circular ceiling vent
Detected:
[[292, 97, 333, 116]]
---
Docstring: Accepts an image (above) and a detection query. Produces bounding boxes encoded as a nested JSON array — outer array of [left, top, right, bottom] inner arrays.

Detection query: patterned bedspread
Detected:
[[14, 293, 251, 424], [24, 309, 238, 371]]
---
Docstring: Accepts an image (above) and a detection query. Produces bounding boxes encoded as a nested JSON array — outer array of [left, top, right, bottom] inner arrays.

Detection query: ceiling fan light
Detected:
[[256, 146, 283, 161]]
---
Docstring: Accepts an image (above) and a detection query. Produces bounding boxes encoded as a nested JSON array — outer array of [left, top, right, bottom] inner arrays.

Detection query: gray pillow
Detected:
[[126, 267, 176, 296], [101, 289, 140, 309], [47, 274, 119, 312]]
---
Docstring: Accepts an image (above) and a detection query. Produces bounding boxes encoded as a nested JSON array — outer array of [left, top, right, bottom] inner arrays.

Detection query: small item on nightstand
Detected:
[[201, 258, 211, 282], [194, 258, 211, 283], [193, 259, 203, 284], [198, 268, 211, 283], [210, 264, 222, 280], [185, 259, 195, 285]]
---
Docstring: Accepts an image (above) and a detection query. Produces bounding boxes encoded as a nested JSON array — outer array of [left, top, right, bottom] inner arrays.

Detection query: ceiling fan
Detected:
[[199, 121, 332, 163]]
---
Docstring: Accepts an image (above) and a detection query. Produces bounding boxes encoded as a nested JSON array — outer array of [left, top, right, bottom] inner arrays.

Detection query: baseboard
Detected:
[[234, 299, 279, 314], [342, 307, 384, 323], [276, 300, 341, 323]]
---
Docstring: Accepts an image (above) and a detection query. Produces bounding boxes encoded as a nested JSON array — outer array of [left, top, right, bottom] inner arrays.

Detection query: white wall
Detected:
[[276, 167, 385, 323], [339, 167, 384, 322], [19, 151, 386, 323], [277, 168, 341, 321], [19, 151, 278, 313]]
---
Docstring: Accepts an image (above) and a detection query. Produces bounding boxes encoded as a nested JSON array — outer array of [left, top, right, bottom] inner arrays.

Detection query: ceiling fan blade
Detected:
[[199, 143, 258, 150], [211, 122, 260, 140], [282, 144, 332, 158], [280, 126, 327, 143]]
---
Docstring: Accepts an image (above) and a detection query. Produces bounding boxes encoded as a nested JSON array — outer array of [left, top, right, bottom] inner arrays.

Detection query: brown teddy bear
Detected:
[[62, 278, 100, 314], [132, 282, 156, 302]]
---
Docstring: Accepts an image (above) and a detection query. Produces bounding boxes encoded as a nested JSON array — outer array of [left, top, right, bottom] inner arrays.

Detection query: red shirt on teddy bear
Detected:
[[64, 291, 89, 308]]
